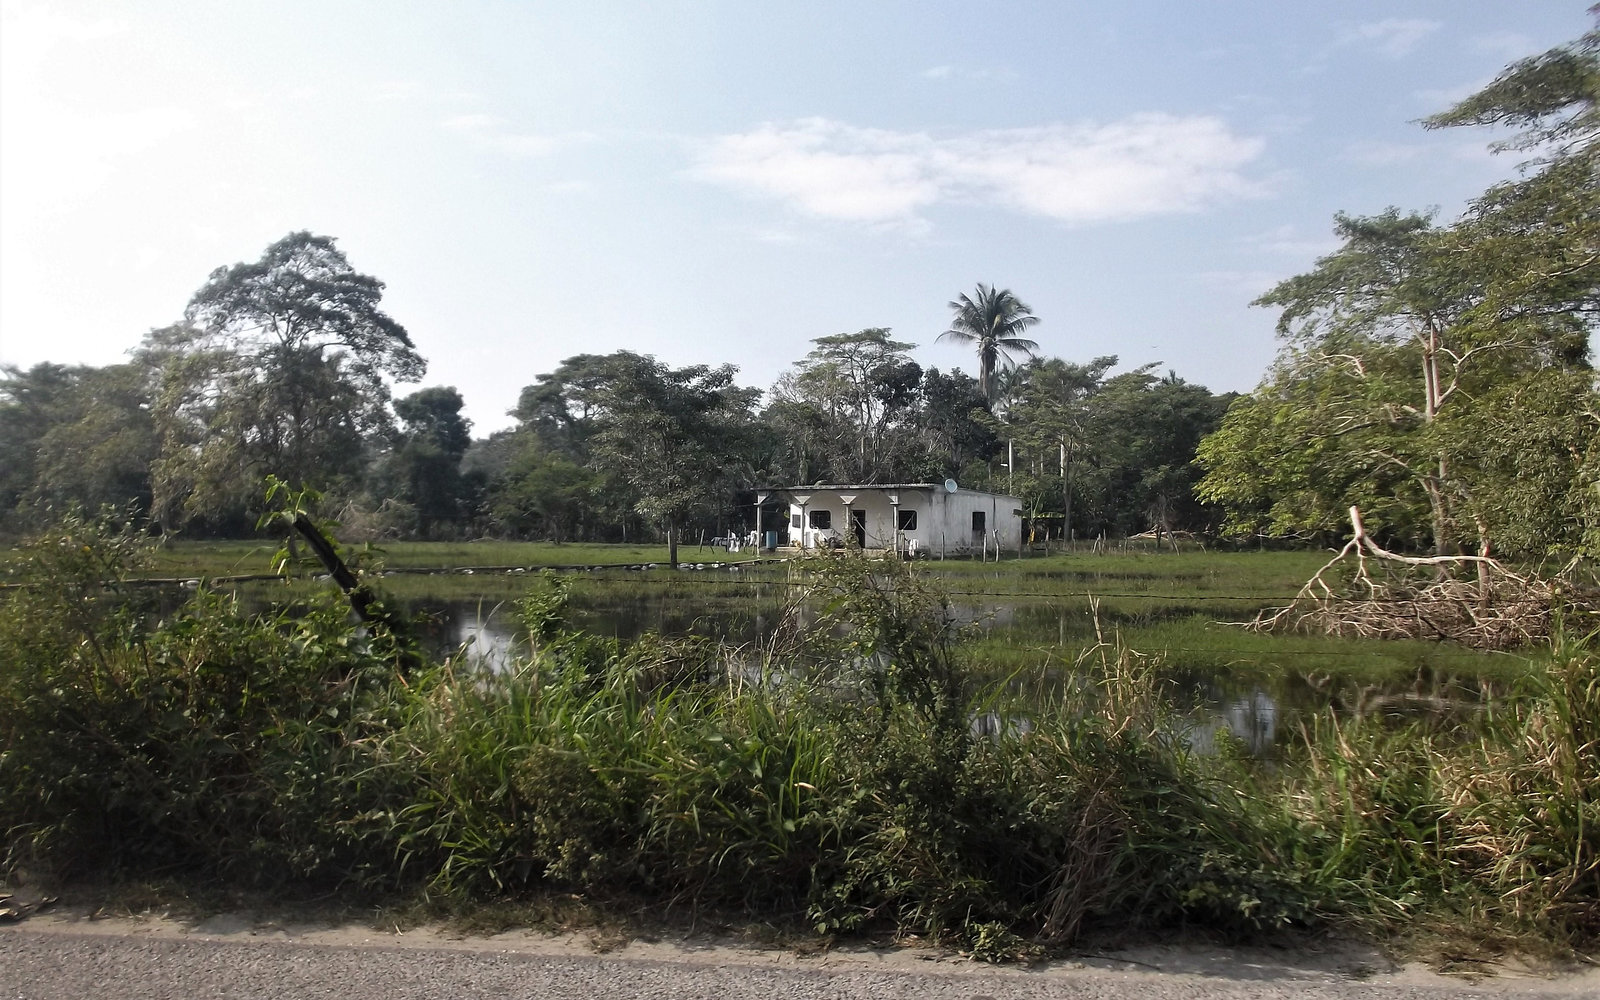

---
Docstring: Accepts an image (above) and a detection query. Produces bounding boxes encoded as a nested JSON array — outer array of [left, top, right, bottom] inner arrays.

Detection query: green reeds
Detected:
[[4, 519, 1599, 956]]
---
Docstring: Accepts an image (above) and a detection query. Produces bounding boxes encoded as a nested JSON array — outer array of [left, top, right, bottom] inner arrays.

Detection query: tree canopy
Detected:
[[939, 284, 1042, 408], [1199, 14, 1600, 563], [145, 233, 424, 529]]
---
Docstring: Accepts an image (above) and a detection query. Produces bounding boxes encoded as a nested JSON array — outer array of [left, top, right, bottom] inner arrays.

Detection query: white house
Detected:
[[773, 483, 1022, 557]]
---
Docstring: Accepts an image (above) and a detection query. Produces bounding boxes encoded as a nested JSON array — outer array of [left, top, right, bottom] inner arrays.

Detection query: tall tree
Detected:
[[1006, 356, 1118, 539], [559, 352, 757, 565], [509, 353, 616, 463], [394, 386, 472, 459], [147, 233, 423, 528], [779, 329, 922, 482], [912, 368, 998, 480], [1423, 12, 1598, 157], [490, 441, 600, 542], [1248, 209, 1489, 554], [375, 386, 473, 537], [0, 364, 79, 518], [0, 363, 157, 525], [1198, 14, 1599, 562], [1087, 370, 1234, 541], [938, 283, 1042, 408]]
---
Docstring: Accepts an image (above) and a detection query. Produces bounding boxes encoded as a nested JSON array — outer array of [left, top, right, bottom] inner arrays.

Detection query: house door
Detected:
[[851, 509, 867, 549]]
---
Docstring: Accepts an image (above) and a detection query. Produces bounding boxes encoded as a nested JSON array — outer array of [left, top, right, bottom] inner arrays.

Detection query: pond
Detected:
[[383, 573, 1516, 758]]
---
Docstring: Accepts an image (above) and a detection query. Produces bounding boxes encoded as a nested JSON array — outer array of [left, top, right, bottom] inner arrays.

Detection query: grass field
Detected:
[[124, 538, 751, 577], [1, 536, 1531, 697], [100, 539, 1523, 697]]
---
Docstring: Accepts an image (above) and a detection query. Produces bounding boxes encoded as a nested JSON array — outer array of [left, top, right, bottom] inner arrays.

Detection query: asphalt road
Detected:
[[5, 917, 1598, 1000]]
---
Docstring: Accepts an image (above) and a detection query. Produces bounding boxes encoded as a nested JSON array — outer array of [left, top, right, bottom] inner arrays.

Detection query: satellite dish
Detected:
[[943, 478, 958, 494]]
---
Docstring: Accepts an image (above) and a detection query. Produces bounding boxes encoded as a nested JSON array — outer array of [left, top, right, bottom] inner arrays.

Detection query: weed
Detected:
[[4, 516, 1599, 959]]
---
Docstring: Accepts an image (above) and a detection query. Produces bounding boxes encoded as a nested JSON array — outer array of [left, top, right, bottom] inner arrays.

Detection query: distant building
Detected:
[[769, 483, 1022, 557]]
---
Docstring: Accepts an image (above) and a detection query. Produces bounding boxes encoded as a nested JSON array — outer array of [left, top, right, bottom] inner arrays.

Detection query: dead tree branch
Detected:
[[1246, 506, 1593, 649]]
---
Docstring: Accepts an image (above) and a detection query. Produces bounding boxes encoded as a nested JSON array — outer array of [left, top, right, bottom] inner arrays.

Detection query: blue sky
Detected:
[[1, 1, 1590, 433]]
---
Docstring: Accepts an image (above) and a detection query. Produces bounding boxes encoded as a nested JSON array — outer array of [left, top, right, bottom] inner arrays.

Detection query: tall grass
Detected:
[[2, 516, 1597, 955]]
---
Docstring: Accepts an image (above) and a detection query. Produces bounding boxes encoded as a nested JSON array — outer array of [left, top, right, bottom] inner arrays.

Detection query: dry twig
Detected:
[[1247, 507, 1592, 650]]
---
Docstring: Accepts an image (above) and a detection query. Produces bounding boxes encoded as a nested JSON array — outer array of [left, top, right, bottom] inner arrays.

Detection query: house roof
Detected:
[[764, 484, 1023, 503], [768, 483, 941, 491]]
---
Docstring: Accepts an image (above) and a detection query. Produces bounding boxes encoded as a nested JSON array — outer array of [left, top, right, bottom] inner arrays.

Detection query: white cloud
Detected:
[[0, 4, 125, 80], [1, 101, 198, 220], [691, 115, 1266, 228], [365, 80, 423, 104], [1344, 18, 1441, 59], [443, 113, 500, 131], [692, 120, 945, 224], [1195, 269, 1291, 298], [1342, 137, 1495, 168]]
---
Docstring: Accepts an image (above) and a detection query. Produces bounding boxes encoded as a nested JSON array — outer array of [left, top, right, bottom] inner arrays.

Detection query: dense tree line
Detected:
[[20, 17, 1592, 554], [0, 239, 1233, 545]]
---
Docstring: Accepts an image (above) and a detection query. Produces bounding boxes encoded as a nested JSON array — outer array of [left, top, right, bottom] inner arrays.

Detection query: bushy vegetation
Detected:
[[3, 514, 1598, 957]]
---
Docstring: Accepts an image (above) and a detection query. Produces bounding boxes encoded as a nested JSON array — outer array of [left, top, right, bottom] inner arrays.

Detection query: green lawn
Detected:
[[4, 537, 1536, 691], [132, 538, 765, 578]]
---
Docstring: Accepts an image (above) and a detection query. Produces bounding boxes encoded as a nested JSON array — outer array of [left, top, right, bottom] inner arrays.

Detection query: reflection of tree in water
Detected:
[[1185, 689, 1279, 757], [449, 610, 521, 672], [392, 592, 1503, 747]]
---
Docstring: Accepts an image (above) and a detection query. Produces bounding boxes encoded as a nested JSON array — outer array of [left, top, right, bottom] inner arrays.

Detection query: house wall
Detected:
[[927, 489, 1023, 555], [788, 491, 908, 550], [784, 486, 1021, 555]]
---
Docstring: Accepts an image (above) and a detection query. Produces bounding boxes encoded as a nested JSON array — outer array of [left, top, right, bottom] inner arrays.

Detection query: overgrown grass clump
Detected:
[[2, 512, 1596, 957]]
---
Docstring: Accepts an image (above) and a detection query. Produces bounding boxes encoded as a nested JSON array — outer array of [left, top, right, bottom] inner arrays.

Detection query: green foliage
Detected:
[[1196, 346, 1439, 547], [1422, 13, 1599, 155], [0, 514, 414, 884], [6, 512, 1600, 953], [491, 441, 602, 543], [913, 368, 999, 478], [0, 364, 157, 529], [939, 283, 1042, 407], [777, 329, 923, 483], [146, 232, 424, 531], [374, 386, 474, 537], [1002, 359, 1233, 539], [1199, 16, 1600, 562], [496, 351, 761, 553], [0, 506, 156, 677]]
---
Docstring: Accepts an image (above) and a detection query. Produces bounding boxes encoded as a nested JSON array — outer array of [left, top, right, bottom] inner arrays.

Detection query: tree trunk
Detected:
[[1061, 438, 1075, 544], [290, 513, 416, 669], [1472, 511, 1493, 611], [1421, 318, 1454, 556], [667, 521, 679, 567]]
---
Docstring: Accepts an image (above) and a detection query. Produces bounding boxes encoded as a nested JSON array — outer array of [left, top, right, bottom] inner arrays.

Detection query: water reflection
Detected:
[[381, 595, 1496, 757], [448, 608, 522, 672], [1185, 690, 1278, 756]]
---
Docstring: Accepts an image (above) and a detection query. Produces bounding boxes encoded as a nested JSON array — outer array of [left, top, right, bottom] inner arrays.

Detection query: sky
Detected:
[[1, 1, 1591, 435]]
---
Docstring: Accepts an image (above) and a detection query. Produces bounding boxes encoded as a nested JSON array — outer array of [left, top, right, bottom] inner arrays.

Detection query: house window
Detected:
[[971, 511, 986, 532], [791, 513, 802, 530], [809, 510, 832, 529], [897, 510, 918, 530]]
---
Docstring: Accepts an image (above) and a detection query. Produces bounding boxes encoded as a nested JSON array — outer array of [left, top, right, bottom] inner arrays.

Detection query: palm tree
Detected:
[[938, 283, 1042, 408]]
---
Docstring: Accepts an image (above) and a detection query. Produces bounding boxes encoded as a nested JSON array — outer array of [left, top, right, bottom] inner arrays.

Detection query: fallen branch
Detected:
[[1246, 506, 1587, 650]]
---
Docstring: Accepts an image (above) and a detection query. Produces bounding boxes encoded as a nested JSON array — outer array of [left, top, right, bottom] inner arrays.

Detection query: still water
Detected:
[[397, 589, 1501, 758]]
